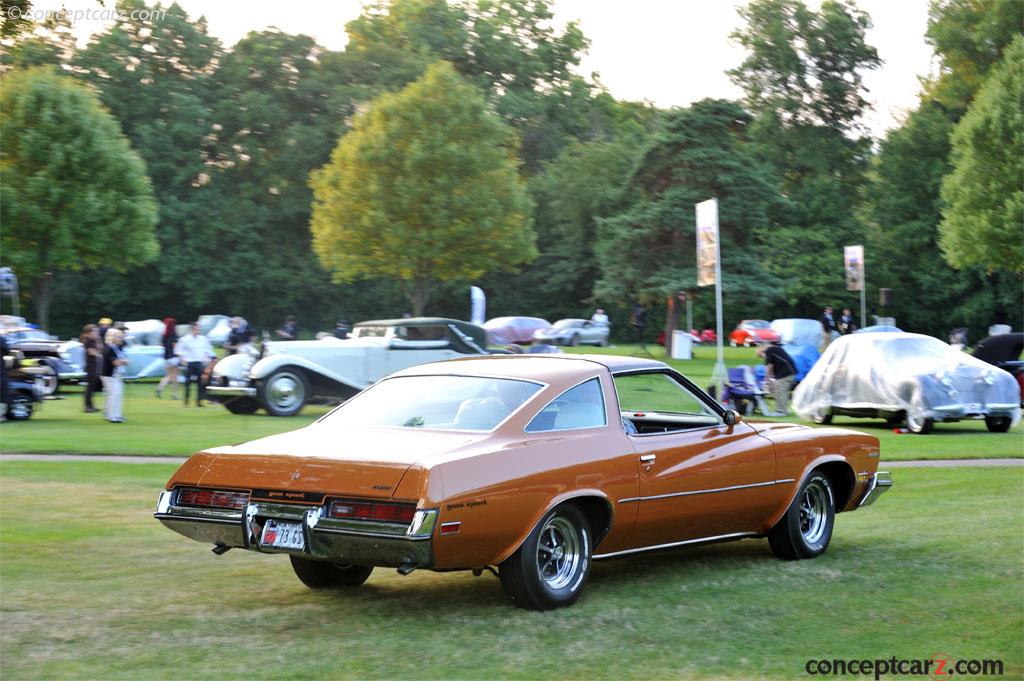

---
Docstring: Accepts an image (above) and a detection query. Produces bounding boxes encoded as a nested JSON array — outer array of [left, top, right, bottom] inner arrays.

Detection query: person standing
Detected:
[[223, 317, 249, 355], [155, 317, 180, 399], [276, 316, 298, 340], [80, 324, 102, 412], [839, 307, 857, 334], [101, 328, 129, 423], [591, 308, 609, 326], [176, 322, 214, 407], [820, 306, 838, 347], [97, 317, 113, 342], [757, 342, 797, 417], [333, 319, 351, 340], [631, 303, 647, 353]]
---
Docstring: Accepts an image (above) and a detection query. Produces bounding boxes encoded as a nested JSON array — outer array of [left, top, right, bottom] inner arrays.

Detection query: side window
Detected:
[[614, 372, 719, 434], [525, 378, 607, 432]]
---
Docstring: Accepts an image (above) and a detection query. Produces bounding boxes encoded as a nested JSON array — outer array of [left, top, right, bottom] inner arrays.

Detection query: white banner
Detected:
[[470, 286, 486, 326], [695, 198, 719, 287], [844, 245, 864, 292]]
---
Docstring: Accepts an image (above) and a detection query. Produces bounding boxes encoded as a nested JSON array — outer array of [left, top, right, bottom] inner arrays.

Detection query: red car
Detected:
[[729, 320, 781, 347]]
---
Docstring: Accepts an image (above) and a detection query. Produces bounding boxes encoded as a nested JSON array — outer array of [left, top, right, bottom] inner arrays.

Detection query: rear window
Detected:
[[526, 378, 606, 432]]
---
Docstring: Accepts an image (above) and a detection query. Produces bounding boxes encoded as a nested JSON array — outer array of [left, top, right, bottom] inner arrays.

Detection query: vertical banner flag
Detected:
[[844, 245, 864, 291], [470, 286, 486, 326], [695, 199, 719, 287]]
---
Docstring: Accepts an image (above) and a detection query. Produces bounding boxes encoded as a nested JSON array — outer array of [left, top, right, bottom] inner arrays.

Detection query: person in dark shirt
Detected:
[[79, 324, 103, 412], [333, 319, 351, 340], [820, 306, 838, 347], [758, 342, 797, 416], [224, 317, 249, 355], [101, 328, 129, 423], [276, 316, 298, 340], [839, 308, 857, 334]]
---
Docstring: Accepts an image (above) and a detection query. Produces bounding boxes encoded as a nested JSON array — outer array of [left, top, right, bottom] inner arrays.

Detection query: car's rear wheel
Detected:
[[569, 334, 580, 347], [6, 394, 33, 421], [289, 556, 373, 588], [811, 409, 833, 425], [769, 472, 835, 560], [500, 504, 591, 610], [224, 397, 259, 415], [905, 412, 934, 434], [258, 368, 308, 417], [729, 339, 738, 347], [985, 415, 1012, 433], [38, 361, 59, 397]]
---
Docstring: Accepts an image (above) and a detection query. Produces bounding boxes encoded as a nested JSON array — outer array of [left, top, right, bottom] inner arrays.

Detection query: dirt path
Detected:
[[1, 454, 1021, 467]]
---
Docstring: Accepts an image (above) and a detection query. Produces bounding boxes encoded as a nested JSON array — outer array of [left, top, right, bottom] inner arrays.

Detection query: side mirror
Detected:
[[723, 409, 742, 426]]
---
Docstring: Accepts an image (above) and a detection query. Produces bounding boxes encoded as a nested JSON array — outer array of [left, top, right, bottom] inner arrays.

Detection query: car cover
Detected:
[[792, 332, 1022, 424]]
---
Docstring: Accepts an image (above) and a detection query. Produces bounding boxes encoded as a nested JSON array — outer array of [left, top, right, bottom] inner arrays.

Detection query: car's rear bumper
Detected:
[[857, 470, 893, 507], [154, 490, 436, 567], [931, 403, 1019, 418], [206, 385, 257, 398]]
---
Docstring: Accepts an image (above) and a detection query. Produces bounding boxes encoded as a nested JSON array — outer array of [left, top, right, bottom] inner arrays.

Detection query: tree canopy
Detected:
[[309, 61, 536, 315], [0, 66, 159, 330]]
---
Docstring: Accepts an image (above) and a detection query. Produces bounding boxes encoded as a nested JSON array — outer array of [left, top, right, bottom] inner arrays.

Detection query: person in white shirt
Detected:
[[591, 308, 609, 326], [175, 322, 214, 407]]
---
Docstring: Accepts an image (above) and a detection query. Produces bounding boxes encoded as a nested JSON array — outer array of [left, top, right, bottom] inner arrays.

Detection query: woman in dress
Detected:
[[155, 317, 180, 399]]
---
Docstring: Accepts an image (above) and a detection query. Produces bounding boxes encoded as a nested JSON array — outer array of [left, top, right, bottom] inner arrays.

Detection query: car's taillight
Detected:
[[329, 499, 417, 524], [177, 487, 249, 510]]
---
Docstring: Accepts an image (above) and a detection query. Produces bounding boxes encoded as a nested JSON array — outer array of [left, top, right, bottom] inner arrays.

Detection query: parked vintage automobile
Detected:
[[208, 317, 492, 416], [2, 346, 47, 420], [793, 332, 1022, 433], [729, 320, 781, 347], [971, 332, 1023, 404], [533, 318, 610, 347], [483, 316, 552, 345], [0, 324, 86, 396], [155, 353, 892, 610]]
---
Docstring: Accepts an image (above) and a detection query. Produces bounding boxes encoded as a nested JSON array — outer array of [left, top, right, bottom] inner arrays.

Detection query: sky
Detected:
[[32, 0, 936, 138]]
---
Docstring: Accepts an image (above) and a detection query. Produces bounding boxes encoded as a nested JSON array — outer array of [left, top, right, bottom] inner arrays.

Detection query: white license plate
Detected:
[[260, 519, 305, 551]]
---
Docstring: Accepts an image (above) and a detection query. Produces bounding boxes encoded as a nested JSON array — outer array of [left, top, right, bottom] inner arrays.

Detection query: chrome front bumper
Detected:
[[206, 385, 257, 398], [858, 470, 893, 507], [154, 490, 436, 567]]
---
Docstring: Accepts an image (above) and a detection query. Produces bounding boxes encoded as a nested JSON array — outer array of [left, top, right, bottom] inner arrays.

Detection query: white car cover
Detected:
[[792, 332, 1022, 424], [771, 318, 826, 349]]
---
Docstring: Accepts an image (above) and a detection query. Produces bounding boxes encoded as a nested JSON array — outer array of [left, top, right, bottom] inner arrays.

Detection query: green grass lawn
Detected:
[[0, 346, 1019, 460], [1, 461, 1020, 680]]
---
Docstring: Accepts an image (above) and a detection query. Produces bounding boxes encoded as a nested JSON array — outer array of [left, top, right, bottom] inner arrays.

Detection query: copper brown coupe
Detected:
[[155, 354, 892, 609]]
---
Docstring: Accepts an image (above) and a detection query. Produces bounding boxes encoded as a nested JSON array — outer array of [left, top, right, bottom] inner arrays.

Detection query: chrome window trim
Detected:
[[618, 478, 795, 504], [523, 375, 608, 434], [594, 531, 758, 559]]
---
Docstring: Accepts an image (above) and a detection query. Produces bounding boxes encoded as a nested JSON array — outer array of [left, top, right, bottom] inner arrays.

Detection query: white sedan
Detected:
[[533, 318, 610, 347]]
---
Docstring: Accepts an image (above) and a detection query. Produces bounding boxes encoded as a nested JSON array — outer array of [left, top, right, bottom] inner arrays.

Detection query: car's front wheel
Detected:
[[985, 415, 1012, 433], [289, 556, 373, 588], [500, 504, 591, 610], [6, 394, 33, 421], [258, 368, 308, 417], [905, 411, 934, 434], [811, 409, 833, 425], [38, 361, 60, 397], [769, 472, 835, 560], [223, 397, 259, 415]]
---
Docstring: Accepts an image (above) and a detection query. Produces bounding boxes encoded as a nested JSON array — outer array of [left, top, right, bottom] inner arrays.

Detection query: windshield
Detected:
[[553, 320, 582, 329], [352, 326, 389, 338], [320, 375, 543, 432], [743, 320, 770, 329]]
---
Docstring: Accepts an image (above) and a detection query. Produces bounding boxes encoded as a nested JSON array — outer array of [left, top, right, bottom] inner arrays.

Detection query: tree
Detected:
[[595, 100, 780, 345], [0, 66, 159, 329], [309, 61, 536, 315], [939, 35, 1024, 274]]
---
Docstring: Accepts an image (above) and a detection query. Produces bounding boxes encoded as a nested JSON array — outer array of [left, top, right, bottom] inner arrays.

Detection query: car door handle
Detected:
[[639, 454, 656, 463]]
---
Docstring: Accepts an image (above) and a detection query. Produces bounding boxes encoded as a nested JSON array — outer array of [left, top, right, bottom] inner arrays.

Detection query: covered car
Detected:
[[770, 318, 824, 381], [729, 320, 781, 347], [484, 316, 551, 345], [533, 318, 609, 346], [792, 332, 1021, 433], [856, 325, 902, 334]]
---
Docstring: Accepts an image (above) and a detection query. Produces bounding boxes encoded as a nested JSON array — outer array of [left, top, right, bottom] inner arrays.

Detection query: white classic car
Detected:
[[207, 318, 493, 416]]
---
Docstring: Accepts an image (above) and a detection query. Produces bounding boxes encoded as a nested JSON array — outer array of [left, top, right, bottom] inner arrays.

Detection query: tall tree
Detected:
[[939, 34, 1024, 274], [310, 61, 536, 315], [0, 66, 159, 329], [595, 100, 779, 343], [730, 0, 880, 313]]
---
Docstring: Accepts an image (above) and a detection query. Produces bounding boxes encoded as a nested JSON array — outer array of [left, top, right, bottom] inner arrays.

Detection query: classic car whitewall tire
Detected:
[[811, 410, 833, 425], [768, 472, 835, 560], [904, 412, 934, 434], [258, 368, 309, 417], [38, 361, 60, 397], [289, 556, 373, 588], [500, 504, 591, 610]]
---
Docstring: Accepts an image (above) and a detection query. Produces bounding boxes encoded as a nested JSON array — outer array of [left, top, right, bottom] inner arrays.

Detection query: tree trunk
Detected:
[[404, 279, 433, 317], [34, 272, 54, 332], [664, 294, 681, 357]]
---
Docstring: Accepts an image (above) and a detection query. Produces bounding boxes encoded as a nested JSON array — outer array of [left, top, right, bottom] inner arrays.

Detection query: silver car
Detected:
[[533, 318, 610, 347]]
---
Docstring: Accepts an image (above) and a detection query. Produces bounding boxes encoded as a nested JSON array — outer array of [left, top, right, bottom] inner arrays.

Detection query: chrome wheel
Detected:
[[268, 372, 304, 411], [536, 516, 582, 590], [38, 364, 59, 397], [905, 411, 934, 434], [798, 480, 829, 545]]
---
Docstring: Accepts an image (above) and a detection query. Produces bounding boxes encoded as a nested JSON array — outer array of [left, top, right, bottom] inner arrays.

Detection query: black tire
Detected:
[[258, 368, 309, 417], [905, 412, 934, 434], [811, 410, 833, 425], [985, 416, 1012, 433], [224, 397, 259, 415], [500, 504, 591, 610], [884, 415, 903, 427], [289, 556, 373, 588], [569, 334, 580, 347], [38, 361, 60, 397], [6, 394, 33, 421], [768, 472, 835, 560]]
